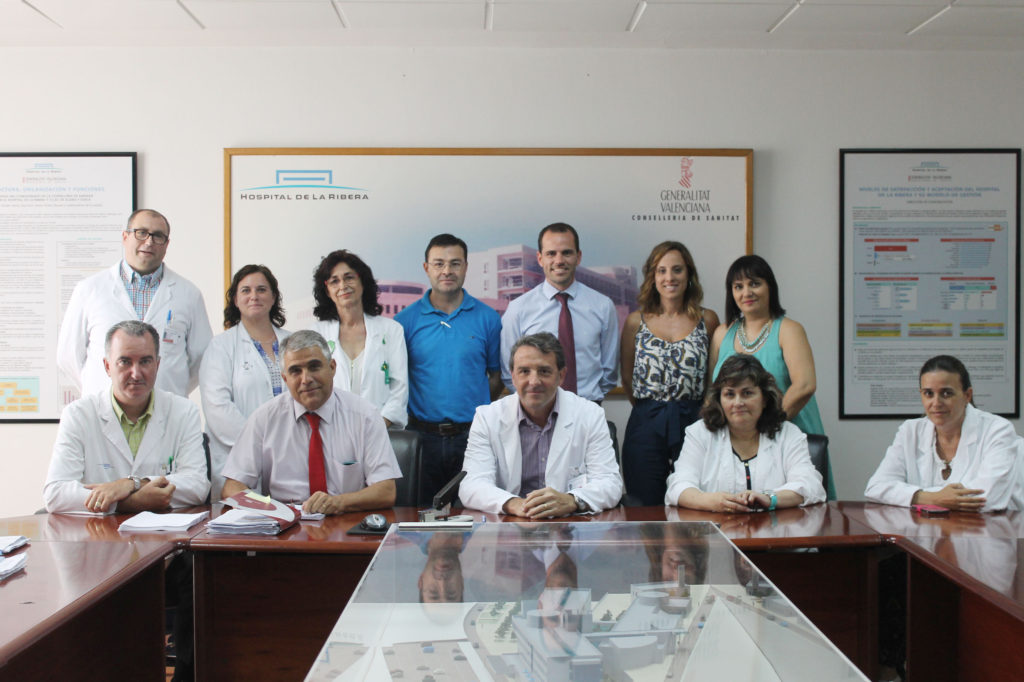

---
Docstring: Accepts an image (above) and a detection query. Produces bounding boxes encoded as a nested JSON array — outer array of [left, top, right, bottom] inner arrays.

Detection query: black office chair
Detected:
[[607, 420, 620, 471], [609, 420, 643, 507], [806, 433, 832, 495], [202, 432, 212, 504], [388, 430, 421, 507]]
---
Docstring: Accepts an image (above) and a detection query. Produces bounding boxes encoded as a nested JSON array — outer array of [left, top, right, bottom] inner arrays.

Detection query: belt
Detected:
[[409, 417, 472, 436]]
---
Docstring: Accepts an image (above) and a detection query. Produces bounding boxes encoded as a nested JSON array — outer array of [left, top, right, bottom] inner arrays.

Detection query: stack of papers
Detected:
[[0, 536, 29, 554], [207, 508, 295, 535], [0, 553, 27, 581], [118, 511, 210, 533]]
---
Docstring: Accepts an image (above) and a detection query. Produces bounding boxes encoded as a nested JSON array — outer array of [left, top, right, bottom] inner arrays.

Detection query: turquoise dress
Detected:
[[714, 317, 835, 499]]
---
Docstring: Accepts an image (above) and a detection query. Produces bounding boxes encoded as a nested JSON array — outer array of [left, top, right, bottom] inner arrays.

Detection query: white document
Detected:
[[207, 508, 288, 535], [118, 511, 210, 533], [0, 535, 29, 554], [0, 553, 27, 580]]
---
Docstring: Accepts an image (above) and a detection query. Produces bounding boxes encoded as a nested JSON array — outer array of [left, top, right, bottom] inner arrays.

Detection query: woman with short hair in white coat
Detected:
[[666, 354, 825, 512], [865, 354, 1022, 512], [310, 249, 407, 429], [200, 264, 290, 500]]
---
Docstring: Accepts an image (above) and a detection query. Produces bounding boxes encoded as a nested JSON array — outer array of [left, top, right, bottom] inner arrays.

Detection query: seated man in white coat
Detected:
[[221, 330, 402, 514], [45, 320, 210, 513], [460, 332, 623, 518]]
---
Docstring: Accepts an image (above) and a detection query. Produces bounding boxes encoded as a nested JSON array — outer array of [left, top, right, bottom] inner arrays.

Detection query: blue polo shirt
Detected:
[[396, 289, 501, 423]]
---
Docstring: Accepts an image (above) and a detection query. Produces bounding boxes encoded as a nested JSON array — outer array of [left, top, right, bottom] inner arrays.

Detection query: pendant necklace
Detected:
[[935, 434, 953, 481]]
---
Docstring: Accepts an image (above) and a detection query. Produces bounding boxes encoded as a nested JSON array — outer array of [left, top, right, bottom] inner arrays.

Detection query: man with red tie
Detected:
[[499, 222, 619, 403], [221, 330, 401, 514]]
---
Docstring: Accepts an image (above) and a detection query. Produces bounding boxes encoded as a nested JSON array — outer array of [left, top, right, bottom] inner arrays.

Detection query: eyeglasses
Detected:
[[427, 260, 465, 271], [126, 228, 169, 245]]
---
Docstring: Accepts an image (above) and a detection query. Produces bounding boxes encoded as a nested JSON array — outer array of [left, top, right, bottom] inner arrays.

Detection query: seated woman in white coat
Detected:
[[666, 354, 825, 512], [309, 250, 407, 429], [865, 354, 1022, 512], [199, 264, 290, 500]]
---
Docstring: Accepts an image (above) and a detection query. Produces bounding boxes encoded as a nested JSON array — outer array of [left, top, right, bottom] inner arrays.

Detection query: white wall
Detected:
[[2, 46, 1021, 516]]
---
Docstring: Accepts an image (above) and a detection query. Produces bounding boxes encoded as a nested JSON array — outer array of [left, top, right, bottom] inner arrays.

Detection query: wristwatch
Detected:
[[762, 490, 778, 512], [573, 495, 591, 513], [129, 476, 142, 493]]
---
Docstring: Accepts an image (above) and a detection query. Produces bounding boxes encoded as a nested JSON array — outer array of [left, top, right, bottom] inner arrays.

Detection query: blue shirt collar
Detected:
[[420, 288, 474, 316], [120, 259, 164, 285], [541, 279, 578, 300]]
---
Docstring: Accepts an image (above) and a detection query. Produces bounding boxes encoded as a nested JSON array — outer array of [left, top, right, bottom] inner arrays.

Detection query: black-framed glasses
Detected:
[[126, 228, 169, 245]]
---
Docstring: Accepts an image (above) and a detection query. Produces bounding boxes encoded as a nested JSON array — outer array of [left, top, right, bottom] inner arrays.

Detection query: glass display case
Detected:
[[307, 521, 867, 681]]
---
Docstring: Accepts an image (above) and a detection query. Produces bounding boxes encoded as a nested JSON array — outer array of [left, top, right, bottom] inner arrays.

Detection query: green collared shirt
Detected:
[[111, 390, 155, 457]]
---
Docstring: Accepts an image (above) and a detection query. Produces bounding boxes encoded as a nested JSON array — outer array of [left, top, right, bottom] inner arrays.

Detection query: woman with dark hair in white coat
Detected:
[[309, 249, 408, 429], [200, 264, 290, 499], [865, 354, 1022, 512], [666, 354, 825, 512]]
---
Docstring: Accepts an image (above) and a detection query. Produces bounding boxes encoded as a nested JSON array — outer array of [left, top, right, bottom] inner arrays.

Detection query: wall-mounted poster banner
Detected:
[[225, 148, 752, 358], [0, 153, 136, 422], [840, 149, 1021, 418]]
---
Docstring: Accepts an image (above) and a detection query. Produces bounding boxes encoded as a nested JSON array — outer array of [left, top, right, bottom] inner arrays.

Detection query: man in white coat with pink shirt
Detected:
[[460, 332, 623, 517]]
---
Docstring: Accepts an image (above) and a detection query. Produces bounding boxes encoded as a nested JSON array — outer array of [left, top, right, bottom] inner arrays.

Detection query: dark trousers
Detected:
[[409, 427, 470, 507], [878, 550, 907, 676], [622, 398, 701, 506], [166, 552, 194, 682]]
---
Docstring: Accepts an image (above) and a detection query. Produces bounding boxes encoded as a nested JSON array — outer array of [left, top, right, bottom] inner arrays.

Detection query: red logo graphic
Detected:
[[679, 157, 694, 188]]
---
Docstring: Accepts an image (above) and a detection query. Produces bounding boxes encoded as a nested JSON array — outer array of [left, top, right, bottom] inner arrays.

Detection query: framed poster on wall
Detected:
[[840, 148, 1020, 418], [224, 147, 753, 350], [0, 152, 136, 422]]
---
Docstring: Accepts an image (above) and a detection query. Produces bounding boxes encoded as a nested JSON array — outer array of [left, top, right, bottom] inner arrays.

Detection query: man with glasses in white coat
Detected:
[[58, 208, 212, 398]]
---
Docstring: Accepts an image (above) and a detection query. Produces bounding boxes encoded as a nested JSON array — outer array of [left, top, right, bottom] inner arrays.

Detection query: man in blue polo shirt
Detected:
[[396, 234, 503, 504]]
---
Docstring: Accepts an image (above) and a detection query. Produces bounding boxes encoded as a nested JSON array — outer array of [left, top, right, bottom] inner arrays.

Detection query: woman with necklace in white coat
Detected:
[[865, 354, 1022, 512], [666, 354, 825, 512], [709, 254, 833, 498], [200, 264, 290, 500], [309, 249, 407, 429]]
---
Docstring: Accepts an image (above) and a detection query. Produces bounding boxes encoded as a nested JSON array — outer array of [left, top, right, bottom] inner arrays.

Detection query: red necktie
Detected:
[[556, 292, 577, 393], [305, 412, 327, 495]]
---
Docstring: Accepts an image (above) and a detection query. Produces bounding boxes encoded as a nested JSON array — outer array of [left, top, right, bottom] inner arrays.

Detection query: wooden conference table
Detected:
[[2, 503, 1023, 681], [0, 511, 206, 681]]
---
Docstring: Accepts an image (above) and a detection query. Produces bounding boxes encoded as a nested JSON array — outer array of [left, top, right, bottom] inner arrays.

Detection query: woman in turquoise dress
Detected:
[[709, 254, 835, 499]]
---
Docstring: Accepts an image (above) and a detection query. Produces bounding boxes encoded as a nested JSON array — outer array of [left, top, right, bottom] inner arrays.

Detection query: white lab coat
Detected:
[[460, 388, 624, 514], [310, 314, 408, 428], [44, 389, 210, 513], [199, 324, 291, 500], [665, 420, 825, 507], [57, 262, 213, 398], [864, 405, 1023, 511]]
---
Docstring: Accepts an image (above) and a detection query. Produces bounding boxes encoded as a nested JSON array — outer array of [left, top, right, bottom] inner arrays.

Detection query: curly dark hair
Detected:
[[312, 250, 383, 319], [701, 354, 787, 437], [223, 264, 286, 329], [637, 241, 704, 319]]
